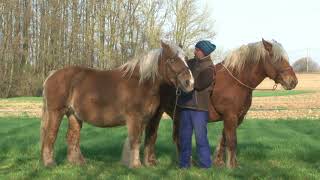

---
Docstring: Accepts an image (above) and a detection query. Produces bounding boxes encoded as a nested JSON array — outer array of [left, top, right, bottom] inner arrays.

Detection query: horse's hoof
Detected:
[[68, 158, 86, 165], [43, 160, 56, 167], [213, 159, 225, 167], [68, 154, 86, 165], [144, 159, 157, 167], [129, 161, 142, 168], [226, 162, 239, 169]]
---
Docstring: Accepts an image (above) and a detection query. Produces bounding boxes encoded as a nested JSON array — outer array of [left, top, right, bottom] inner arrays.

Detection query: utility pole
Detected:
[[307, 48, 309, 73]]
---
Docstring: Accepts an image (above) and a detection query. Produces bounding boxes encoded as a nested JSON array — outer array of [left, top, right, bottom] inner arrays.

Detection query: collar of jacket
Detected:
[[195, 55, 212, 62]]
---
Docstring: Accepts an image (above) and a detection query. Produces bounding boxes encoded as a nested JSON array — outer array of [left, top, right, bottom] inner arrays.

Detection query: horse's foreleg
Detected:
[[143, 110, 162, 166], [66, 114, 85, 165], [41, 110, 64, 167], [224, 115, 238, 168], [213, 129, 226, 167], [124, 119, 144, 168], [172, 113, 180, 159]]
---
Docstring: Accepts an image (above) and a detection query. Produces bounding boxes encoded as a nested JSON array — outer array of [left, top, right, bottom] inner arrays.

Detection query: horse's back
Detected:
[[43, 66, 104, 110]]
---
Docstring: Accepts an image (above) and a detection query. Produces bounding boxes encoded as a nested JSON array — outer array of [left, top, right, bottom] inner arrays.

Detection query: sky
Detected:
[[204, 0, 320, 63]]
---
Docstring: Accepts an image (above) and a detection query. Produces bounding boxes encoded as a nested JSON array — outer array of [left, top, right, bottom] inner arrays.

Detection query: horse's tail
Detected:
[[40, 70, 56, 151], [40, 92, 47, 150]]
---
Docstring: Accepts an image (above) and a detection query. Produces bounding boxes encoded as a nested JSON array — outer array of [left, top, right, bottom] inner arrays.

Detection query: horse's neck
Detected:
[[129, 66, 162, 91], [219, 61, 266, 90], [157, 56, 171, 86], [240, 62, 267, 89]]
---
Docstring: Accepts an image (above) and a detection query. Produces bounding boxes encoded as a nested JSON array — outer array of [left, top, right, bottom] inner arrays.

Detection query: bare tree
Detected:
[[0, 0, 216, 97], [292, 57, 319, 72], [166, 0, 216, 48]]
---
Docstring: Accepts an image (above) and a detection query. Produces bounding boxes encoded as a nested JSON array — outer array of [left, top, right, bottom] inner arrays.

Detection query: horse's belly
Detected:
[[208, 110, 221, 122], [71, 91, 159, 127], [208, 100, 221, 122], [82, 113, 127, 127], [72, 105, 127, 127]]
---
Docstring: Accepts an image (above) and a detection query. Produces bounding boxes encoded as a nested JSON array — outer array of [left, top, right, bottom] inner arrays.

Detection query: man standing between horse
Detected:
[[177, 40, 216, 169]]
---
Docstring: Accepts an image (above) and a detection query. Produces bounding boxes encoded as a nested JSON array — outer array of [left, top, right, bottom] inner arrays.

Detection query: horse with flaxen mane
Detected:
[[40, 41, 194, 168], [143, 39, 298, 168]]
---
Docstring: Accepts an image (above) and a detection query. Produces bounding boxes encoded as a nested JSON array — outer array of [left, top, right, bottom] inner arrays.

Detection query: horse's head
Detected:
[[262, 39, 298, 90], [160, 40, 194, 92]]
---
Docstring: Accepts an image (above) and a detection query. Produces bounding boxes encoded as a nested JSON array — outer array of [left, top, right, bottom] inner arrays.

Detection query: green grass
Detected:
[[253, 90, 313, 97], [0, 117, 319, 179], [0, 96, 42, 102], [0, 90, 314, 102]]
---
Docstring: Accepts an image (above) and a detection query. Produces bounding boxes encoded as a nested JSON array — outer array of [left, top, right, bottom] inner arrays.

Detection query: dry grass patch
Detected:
[[1, 73, 320, 119], [0, 98, 42, 117]]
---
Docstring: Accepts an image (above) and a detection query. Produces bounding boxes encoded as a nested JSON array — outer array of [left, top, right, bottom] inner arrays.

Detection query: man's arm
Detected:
[[194, 66, 215, 91]]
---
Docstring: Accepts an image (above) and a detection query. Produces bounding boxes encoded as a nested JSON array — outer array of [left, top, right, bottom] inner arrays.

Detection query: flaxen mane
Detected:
[[120, 42, 185, 83], [120, 49, 161, 83], [223, 40, 289, 73]]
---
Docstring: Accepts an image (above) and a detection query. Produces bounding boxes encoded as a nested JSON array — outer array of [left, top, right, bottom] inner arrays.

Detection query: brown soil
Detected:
[[1, 74, 319, 119]]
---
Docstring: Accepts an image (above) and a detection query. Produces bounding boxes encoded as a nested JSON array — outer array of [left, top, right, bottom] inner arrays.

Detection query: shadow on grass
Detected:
[[296, 146, 320, 168]]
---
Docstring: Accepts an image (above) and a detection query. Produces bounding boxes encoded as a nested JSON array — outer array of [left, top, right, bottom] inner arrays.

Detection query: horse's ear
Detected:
[[178, 42, 183, 48], [262, 38, 273, 53]]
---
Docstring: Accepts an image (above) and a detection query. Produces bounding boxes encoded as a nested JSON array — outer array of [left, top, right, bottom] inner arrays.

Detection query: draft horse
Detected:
[[40, 41, 194, 168], [143, 39, 298, 168]]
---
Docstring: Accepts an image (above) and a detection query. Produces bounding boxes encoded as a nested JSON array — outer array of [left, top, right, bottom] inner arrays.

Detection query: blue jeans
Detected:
[[179, 109, 211, 168]]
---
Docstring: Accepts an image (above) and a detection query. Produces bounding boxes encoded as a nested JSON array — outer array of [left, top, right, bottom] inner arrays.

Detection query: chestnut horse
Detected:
[[40, 41, 194, 168], [143, 39, 298, 168]]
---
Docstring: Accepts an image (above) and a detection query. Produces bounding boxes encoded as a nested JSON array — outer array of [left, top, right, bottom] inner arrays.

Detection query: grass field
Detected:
[[0, 90, 313, 104], [0, 74, 320, 179], [0, 89, 311, 102], [0, 97, 42, 102], [0, 116, 319, 179], [0, 89, 314, 118], [252, 90, 312, 97]]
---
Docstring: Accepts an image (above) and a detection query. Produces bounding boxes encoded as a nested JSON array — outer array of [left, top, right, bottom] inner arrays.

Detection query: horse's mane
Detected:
[[120, 49, 160, 83], [223, 40, 289, 73], [120, 42, 183, 83]]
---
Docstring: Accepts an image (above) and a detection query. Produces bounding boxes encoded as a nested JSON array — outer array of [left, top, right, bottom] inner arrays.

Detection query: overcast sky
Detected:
[[204, 0, 320, 63]]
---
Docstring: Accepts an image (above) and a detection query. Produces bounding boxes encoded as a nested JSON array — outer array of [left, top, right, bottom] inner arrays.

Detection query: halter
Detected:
[[162, 50, 190, 88], [274, 66, 293, 82], [161, 49, 190, 122]]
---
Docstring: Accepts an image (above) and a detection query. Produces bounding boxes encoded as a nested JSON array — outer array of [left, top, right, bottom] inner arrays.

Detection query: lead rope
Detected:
[[221, 64, 278, 91], [172, 86, 183, 165], [172, 87, 181, 122]]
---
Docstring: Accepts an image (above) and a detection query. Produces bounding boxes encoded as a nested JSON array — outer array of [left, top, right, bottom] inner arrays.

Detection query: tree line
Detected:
[[0, 0, 215, 97], [292, 57, 319, 73]]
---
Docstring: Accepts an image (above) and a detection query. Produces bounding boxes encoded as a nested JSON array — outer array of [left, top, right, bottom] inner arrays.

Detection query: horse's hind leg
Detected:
[[66, 114, 85, 165], [213, 128, 226, 167], [41, 110, 64, 167], [143, 109, 162, 166]]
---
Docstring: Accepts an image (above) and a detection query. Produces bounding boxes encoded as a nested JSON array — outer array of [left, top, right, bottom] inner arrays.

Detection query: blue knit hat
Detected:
[[195, 40, 216, 56]]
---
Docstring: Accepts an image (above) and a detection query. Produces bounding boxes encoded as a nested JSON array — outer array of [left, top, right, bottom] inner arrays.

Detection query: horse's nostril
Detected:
[[185, 80, 190, 86], [291, 80, 297, 88]]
